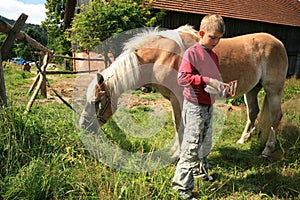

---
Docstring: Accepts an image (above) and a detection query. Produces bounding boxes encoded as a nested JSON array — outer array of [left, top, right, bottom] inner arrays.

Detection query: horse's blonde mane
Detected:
[[175, 24, 199, 39], [123, 26, 187, 53], [100, 51, 140, 97], [96, 25, 198, 98], [122, 27, 160, 53]]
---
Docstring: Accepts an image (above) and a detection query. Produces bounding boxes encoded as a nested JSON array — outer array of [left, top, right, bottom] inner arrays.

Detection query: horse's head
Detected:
[[79, 73, 113, 131]]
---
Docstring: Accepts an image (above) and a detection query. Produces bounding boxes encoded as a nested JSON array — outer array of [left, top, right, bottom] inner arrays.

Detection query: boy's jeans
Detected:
[[172, 100, 213, 191]]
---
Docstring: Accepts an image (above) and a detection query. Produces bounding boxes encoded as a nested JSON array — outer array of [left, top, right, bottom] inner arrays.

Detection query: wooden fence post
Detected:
[[0, 52, 7, 106], [24, 73, 44, 115], [27, 73, 41, 95], [1, 13, 28, 58], [24, 53, 49, 115], [40, 52, 49, 97], [0, 17, 53, 54], [0, 13, 28, 107]]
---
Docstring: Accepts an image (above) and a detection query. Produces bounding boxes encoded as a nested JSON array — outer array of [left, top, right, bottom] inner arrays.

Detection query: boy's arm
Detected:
[[177, 58, 210, 87], [178, 59, 223, 92]]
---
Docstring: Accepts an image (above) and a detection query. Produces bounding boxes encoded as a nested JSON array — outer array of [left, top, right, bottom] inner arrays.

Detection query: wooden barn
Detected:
[[148, 0, 300, 78], [65, 0, 300, 77]]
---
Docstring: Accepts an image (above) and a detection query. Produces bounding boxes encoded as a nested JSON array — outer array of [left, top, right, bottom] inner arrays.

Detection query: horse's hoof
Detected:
[[170, 151, 180, 162], [261, 153, 269, 158], [236, 138, 245, 144], [261, 147, 274, 157]]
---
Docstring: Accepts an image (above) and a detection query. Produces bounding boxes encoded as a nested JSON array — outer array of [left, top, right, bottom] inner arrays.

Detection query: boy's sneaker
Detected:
[[193, 160, 214, 182], [193, 172, 214, 182], [202, 174, 214, 182], [178, 190, 197, 200]]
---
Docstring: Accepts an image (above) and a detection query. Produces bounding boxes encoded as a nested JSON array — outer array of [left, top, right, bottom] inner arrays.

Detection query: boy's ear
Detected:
[[198, 30, 205, 37]]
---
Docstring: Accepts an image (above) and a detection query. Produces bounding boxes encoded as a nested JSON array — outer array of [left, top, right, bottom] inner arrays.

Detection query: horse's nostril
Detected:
[[91, 100, 97, 105], [79, 116, 88, 129], [79, 115, 100, 133]]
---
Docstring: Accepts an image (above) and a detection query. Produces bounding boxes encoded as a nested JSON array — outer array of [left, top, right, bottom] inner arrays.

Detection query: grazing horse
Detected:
[[79, 25, 288, 159]]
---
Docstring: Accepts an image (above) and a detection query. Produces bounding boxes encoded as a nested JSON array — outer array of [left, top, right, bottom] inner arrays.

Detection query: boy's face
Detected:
[[199, 30, 223, 50]]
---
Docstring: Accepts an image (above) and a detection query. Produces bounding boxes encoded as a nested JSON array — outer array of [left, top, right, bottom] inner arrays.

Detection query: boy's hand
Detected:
[[207, 78, 223, 92], [206, 79, 238, 97]]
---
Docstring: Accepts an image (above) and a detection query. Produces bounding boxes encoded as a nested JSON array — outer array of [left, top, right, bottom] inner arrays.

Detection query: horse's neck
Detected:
[[103, 28, 194, 99], [104, 51, 141, 99]]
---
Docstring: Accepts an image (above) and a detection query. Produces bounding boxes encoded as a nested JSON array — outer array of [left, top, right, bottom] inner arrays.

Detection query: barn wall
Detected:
[[72, 51, 104, 72], [156, 11, 300, 77]]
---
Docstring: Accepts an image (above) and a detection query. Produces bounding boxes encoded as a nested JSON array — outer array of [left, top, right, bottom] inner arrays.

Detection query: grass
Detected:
[[0, 66, 299, 199]]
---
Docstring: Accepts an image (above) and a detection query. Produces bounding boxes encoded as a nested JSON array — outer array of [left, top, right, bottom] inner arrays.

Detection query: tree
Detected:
[[67, 0, 164, 62], [42, 0, 71, 63], [13, 27, 43, 62]]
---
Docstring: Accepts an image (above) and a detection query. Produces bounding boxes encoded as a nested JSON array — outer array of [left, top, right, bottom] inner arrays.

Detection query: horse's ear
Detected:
[[97, 73, 104, 85]]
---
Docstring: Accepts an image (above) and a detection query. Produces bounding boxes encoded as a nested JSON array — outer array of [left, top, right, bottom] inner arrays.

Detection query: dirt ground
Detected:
[[38, 75, 173, 111], [35, 74, 76, 104]]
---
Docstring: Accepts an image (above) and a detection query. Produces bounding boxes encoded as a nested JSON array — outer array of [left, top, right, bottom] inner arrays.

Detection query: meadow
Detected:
[[0, 64, 299, 199]]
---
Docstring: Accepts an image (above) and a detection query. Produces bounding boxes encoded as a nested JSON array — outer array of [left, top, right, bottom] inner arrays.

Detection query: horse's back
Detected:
[[218, 33, 288, 72], [215, 32, 288, 95]]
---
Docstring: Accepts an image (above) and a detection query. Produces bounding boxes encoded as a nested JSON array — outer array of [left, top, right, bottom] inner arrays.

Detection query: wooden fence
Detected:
[[0, 13, 103, 114]]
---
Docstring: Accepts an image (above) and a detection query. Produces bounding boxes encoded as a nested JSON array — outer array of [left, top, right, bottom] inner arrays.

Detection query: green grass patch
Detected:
[[1, 67, 299, 199]]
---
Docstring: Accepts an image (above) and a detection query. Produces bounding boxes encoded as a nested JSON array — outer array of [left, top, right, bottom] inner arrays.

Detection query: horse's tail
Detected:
[[256, 95, 271, 143]]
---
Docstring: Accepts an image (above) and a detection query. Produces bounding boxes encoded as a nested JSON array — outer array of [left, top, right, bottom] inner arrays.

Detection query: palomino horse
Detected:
[[79, 25, 288, 159]]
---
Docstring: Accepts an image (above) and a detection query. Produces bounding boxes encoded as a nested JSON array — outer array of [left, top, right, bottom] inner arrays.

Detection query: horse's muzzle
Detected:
[[79, 115, 99, 133]]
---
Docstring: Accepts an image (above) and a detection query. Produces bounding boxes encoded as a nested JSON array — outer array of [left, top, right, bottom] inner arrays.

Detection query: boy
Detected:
[[172, 14, 226, 200]]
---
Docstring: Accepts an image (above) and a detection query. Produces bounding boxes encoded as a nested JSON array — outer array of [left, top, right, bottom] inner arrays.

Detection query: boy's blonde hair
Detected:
[[200, 14, 225, 34]]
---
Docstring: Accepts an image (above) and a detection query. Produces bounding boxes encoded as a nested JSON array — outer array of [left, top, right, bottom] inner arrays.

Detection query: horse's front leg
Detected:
[[170, 93, 184, 161], [237, 84, 261, 144]]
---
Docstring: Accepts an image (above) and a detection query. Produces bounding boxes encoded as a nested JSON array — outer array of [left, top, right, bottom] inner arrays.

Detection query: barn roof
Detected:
[[149, 0, 300, 27]]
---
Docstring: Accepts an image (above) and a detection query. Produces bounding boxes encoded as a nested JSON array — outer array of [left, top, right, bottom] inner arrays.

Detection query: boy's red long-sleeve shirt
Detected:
[[178, 43, 221, 106]]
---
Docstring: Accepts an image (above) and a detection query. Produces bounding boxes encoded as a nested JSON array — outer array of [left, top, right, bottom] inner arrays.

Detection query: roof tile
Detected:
[[149, 0, 300, 27]]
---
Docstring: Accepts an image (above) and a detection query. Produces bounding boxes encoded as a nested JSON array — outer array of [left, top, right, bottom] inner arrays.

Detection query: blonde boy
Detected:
[[172, 14, 226, 200]]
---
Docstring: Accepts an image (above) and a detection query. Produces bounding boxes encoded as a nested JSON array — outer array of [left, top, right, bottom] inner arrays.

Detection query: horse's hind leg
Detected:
[[261, 90, 283, 157], [237, 84, 262, 144]]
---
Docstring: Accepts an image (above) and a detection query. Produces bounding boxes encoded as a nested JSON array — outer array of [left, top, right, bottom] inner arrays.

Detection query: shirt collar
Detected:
[[200, 44, 211, 51]]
